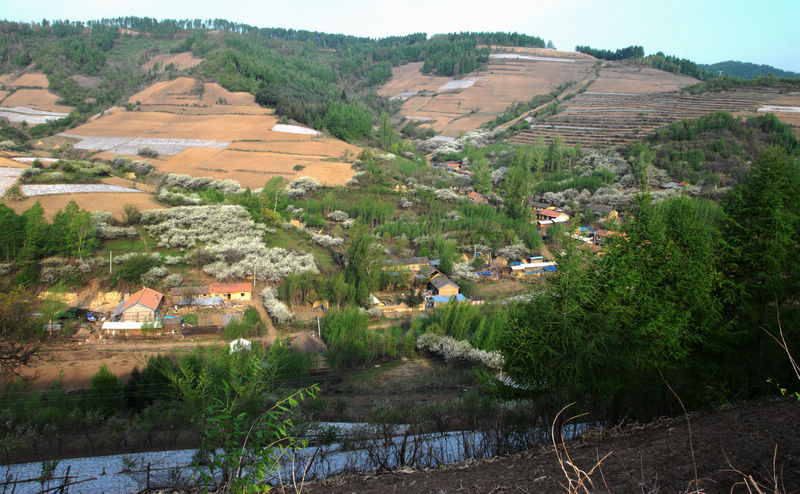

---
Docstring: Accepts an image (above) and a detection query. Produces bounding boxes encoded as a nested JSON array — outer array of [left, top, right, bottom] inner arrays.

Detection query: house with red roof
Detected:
[[536, 209, 570, 225], [113, 287, 164, 322], [467, 191, 489, 205], [208, 282, 252, 301]]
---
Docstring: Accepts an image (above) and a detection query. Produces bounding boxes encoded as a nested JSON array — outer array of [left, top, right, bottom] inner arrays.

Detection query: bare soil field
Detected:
[[379, 50, 596, 137], [128, 77, 268, 114], [69, 111, 280, 140], [8, 72, 49, 88], [161, 147, 354, 188], [1, 88, 73, 113], [311, 398, 800, 493], [140, 51, 203, 71], [4, 191, 163, 220], [70, 74, 100, 88], [587, 64, 699, 93], [12, 337, 222, 392]]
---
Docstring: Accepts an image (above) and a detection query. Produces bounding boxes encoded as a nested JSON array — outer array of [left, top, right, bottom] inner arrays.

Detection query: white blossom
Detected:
[[416, 332, 504, 369], [260, 286, 293, 324]]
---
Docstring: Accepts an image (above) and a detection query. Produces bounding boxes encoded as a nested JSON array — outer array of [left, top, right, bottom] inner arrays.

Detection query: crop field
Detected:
[[379, 49, 596, 137], [513, 88, 794, 147], [60, 77, 357, 187]]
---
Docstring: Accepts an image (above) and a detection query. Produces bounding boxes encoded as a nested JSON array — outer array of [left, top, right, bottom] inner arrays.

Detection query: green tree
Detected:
[[259, 176, 285, 222], [0, 287, 43, 376], [471, 156, 491, 194], [722, 147, 800, 373], [378, 112, 395, 151], [90, 364, 125, 415], [344, 225, 384, 306], [503, 163, 533, 220]]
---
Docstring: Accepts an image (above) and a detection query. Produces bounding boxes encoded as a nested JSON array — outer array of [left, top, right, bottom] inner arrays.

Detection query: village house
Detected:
[[113, 287, 163, 322], [429, 274, 460, 297], [209, 282, 252, 301], [536, 209, 570, 225], [382, 256, 431, 273], [467, 191, 489, 205]]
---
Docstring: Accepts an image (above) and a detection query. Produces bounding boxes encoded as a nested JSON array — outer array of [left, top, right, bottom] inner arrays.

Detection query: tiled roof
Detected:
[[537, 209, 568, 218], [115, 287, 163, 315], [209, 282, 252, 294]]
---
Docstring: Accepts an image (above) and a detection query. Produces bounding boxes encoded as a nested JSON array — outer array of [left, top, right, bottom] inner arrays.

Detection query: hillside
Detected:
[[0, 17, 799, 494], [700, 60, 800, 79]]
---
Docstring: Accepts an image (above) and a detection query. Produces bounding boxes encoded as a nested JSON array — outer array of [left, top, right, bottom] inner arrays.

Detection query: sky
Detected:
[[5, 0, 800, 72]]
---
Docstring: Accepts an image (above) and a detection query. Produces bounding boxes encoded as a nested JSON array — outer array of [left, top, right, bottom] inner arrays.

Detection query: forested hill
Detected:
[[700, 60, 800, 79], [0, 18, 547, 138]]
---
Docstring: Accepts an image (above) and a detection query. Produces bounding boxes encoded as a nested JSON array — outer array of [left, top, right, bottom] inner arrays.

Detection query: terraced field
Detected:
[[512, 89, 788, 147], [379, 47, 596, 137], [59, 77, 359, 187]]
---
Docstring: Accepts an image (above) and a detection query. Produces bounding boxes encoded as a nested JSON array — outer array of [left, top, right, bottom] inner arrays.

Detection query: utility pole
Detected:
[[109, 250, 113, 274]]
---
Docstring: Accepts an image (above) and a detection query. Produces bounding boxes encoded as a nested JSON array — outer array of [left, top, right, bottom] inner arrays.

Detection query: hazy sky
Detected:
[[5, 0, 800, 71]]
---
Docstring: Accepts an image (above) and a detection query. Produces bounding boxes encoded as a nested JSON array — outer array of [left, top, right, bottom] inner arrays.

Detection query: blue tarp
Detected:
[[543, 266, 557, 272], [432, 294, 468, 304]]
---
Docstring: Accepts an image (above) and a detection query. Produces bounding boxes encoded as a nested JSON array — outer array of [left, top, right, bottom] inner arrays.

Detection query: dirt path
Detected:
[[308, 398, 800, 493]]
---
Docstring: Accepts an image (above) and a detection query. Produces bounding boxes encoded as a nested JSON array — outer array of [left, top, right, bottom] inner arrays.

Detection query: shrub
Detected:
[[164, 273, 183, 288], [137, 147, 158, 158], [285, 176, 321, 198], [117, 254, 159, 283], [141, 266, 168, 285]]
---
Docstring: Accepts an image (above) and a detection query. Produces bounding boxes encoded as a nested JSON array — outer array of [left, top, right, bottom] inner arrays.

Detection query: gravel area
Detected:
[[59, 134, 230, 155], [490, 53, 575, 63], [271, 124, 319, 135], [21, 184, 143, 196], [0, 166, 24, 196], [0, 106, 68, 124]]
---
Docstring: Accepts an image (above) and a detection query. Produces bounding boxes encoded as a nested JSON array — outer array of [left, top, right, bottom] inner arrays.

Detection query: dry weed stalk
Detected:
[[656, 364, 704, 494], [550, 403, 612, 494], [725, 445, 786, 494]]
